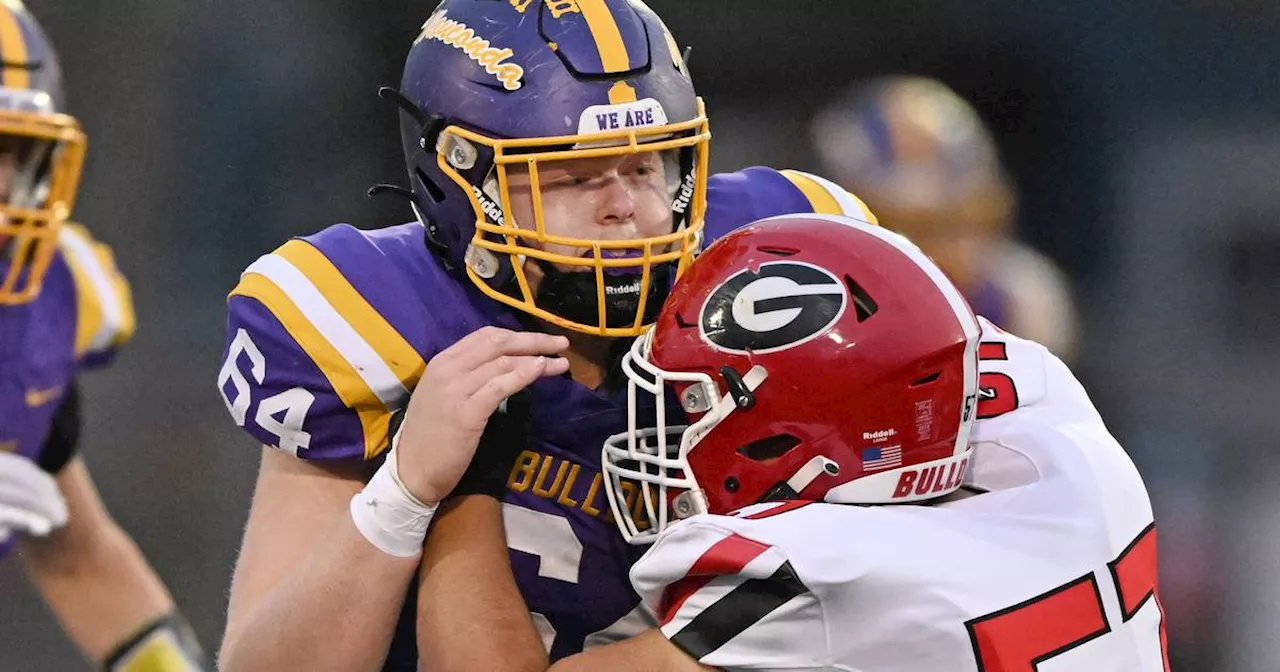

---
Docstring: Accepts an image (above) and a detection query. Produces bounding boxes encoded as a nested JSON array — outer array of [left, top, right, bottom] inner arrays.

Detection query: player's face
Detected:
[[504, 150, 674, 271], [0, 135, 21, 206], [0, 137, 18, 251]]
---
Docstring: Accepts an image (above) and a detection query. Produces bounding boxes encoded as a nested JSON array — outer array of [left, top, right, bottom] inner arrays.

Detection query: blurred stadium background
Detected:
[[2, 1, 1277, 669]]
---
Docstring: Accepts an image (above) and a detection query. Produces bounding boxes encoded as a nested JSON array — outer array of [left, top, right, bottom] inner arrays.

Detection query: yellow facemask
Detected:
[[0, 105, 86, 305], [435, 98, 711, 337]]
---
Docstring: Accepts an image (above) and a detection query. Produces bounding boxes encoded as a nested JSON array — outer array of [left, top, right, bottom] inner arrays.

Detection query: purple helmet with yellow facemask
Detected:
[[384, 0, 710, 337], [0, 1, 87, 305]]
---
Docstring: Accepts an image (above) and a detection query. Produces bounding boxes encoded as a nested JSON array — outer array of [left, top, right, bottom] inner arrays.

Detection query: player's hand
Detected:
[[0, 452, 68, 544], [450, 387, 534, 499], [394, 326, 569, 504]]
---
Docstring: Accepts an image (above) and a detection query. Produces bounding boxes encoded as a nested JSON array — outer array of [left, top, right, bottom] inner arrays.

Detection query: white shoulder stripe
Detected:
[[244, 254, 408, 407], [58, 226, 125, 353], [790, 170, 874, 221]]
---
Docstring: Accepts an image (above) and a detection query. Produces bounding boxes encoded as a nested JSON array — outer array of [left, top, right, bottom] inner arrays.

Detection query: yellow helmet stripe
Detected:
[[0, 6, 29, 90], [576, 0, 631, 74]]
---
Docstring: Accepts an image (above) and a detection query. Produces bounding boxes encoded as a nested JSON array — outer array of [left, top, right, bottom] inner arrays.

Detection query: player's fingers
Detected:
[[431, 327, 569, 376], [474, 352, 571, 400], [458, 352, 529, 398], [456, 352, 556, 403], [465, 355, 568, 418]]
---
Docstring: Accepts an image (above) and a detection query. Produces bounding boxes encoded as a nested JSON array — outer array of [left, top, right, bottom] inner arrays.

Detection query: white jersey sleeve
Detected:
[[629, 512, 834, 671], [630, 322, 1168, 672]]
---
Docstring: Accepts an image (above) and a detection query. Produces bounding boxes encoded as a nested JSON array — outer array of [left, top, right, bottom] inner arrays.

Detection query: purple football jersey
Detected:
[[0, 225, 134, 557], [217, 166, 872, 668]]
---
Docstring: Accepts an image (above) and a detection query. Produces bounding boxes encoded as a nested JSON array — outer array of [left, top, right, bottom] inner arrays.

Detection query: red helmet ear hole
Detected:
[[736, 434, 801, 464]]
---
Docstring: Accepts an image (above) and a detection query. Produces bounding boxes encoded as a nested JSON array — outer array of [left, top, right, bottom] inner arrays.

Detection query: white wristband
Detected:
[[350, 446, 438, 558]]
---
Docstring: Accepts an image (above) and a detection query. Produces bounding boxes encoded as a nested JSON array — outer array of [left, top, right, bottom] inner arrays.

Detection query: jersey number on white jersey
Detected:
[[968, 340, 1170, 670], [977, 341, 1019, 419], [965, 523, 1170, 671]]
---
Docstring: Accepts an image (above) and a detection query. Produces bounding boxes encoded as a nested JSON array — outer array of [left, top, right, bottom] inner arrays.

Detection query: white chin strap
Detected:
[[784, 455, 841, 496]]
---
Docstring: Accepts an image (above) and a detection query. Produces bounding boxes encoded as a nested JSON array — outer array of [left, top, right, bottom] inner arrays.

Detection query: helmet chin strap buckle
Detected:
[[672, 489, 707, 519], [465, 244, 501, 279]]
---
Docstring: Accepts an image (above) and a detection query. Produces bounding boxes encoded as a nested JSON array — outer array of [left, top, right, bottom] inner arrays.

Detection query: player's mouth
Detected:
[[578, 249, 657, 277]]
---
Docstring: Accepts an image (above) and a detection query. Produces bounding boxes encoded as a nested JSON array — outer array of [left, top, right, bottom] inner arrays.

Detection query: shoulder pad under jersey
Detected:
[[703, 167, 878, 245], [56, 224, 136, 370]]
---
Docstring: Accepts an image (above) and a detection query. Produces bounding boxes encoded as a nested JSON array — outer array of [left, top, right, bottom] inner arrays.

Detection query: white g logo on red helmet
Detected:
[[698, 261, 847, 354]]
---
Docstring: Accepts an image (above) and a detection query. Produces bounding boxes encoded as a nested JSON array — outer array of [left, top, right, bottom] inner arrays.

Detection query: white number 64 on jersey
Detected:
[[218, 328, 315, 455]]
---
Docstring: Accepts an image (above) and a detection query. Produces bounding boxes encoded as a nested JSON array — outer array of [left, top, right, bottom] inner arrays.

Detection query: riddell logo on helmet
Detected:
[[672, 172, 696, 215], [862, 428, 896, 442], [892, 458, 968, 499], [472, 186, 506, 226], [416, 12, 525, 91], [605, 281, 642, 296]]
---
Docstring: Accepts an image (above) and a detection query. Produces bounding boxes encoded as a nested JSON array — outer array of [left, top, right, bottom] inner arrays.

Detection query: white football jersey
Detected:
[[629, 320, 1167, 672]]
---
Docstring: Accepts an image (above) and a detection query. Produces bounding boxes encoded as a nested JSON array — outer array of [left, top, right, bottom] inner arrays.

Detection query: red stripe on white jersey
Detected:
[[660, 533, 773, 625], [742, 500, 813, 520]]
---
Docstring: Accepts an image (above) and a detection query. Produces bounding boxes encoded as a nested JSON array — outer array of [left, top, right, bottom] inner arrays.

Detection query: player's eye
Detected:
[[622, 154, 663, 181], [542, 172, 592, 189]]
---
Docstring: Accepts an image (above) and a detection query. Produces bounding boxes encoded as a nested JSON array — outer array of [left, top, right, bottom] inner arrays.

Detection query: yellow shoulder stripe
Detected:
[[272, 240, 425, 391], [231, 272, 394, 459], [781, 169, 843, 215], [59, 224, 136, 358], [229, 239, 425, 459], [780, 170, 880, 225], [850, 192, 879, 225]]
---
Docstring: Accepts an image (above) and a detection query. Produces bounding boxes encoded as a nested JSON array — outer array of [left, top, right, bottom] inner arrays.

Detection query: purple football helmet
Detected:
[[385, 0, 711, 336], [0, 2, 87, 305]]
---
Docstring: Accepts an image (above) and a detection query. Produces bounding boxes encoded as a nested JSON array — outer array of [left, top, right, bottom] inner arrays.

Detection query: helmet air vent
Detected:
[[844, 275, 879, 323], [736, 434, 801, 463]]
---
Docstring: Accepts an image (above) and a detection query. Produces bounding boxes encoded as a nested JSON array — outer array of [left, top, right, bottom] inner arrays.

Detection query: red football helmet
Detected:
[[602, 213, 982, 544]]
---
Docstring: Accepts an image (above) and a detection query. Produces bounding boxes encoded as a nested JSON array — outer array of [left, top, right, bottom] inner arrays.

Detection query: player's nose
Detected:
[[596, 177, 637, 229]]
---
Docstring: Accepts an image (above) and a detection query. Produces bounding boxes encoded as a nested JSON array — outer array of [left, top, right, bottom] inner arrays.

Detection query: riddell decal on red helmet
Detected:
[[892, 458, 968, 499], [863, 428, 897, 443]]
